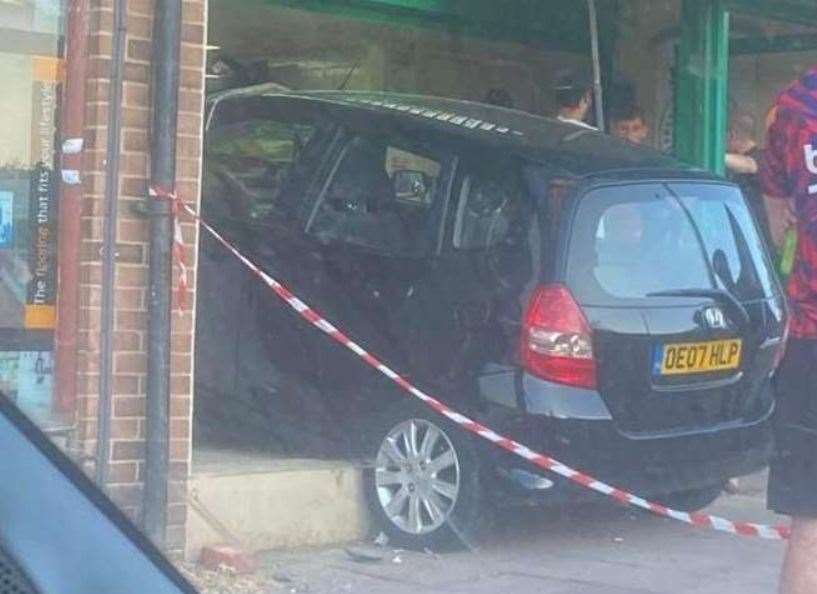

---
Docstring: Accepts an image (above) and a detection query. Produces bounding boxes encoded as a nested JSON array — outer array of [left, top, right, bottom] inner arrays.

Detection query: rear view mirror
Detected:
[[393, 170, 430, 204]]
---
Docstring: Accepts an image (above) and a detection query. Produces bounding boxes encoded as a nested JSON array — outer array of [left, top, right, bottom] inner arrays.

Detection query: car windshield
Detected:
[[567, 182, 776, 304], [2, 0, 812, 592]]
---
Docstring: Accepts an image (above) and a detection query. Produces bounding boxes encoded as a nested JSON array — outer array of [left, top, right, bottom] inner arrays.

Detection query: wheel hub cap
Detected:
[[375, 418, 461, 535]]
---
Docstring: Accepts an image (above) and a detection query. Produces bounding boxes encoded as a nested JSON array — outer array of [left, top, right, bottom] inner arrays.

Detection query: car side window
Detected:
[[203, 97, 325, 228], [307, 135, 443, 257], [453, 166, 532, 251]]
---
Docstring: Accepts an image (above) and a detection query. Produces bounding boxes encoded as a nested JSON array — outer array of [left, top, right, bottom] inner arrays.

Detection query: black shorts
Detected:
[[767, 338, 817, 517]]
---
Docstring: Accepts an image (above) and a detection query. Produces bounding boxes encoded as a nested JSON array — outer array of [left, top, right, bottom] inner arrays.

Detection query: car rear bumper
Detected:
[[478, 370, 774, 504], [489, 415, 772, 505]]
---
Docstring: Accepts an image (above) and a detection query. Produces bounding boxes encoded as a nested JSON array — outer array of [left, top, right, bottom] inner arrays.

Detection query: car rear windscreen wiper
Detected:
[[646, 288, 750, 330]]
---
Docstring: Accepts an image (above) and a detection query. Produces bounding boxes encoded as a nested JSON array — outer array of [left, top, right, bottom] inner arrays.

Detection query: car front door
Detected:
[[199, 95, 345, 454]]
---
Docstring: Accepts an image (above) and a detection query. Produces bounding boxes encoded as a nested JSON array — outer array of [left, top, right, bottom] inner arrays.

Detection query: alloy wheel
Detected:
[[374, 418, 461, 535]]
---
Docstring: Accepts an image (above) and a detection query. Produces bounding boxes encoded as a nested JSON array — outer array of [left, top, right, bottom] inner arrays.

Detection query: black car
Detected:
[[200, 89, 787, 548]]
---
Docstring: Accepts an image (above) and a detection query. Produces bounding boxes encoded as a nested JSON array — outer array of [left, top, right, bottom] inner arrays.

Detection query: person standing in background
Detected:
[[726, 111, 762, 176], [760, 66, 817, 594], [610, 104, 650, 145], [553, 71, 595, 130], [726, 111, 775, 254]]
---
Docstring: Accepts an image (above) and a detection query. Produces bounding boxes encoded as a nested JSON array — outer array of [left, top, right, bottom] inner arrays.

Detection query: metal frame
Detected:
[[675, 0, 815, 171], [726, 0, 817, 26], [731, 34, 817, 56], [675, 0, 731, 174], [144, 0, 183, 550]]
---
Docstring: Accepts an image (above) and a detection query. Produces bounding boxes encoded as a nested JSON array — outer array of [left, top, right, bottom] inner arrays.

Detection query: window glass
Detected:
[[386, 147, 440, 207], [673, 183, 776, 301], [307, 136, 443, 256], [453, 168, 532, 251], [0, 0, 64, 429], [571, 187, 711, 300], [567, 183, 774, 304]]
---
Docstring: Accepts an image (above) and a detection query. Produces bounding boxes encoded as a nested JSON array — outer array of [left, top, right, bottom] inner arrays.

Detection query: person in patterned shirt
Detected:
[[760, 66, 817, 594]]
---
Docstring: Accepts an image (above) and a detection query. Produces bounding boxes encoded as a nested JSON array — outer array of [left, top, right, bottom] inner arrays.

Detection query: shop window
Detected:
[[307, 136, 443, 257], [0, 3, 64, 427]]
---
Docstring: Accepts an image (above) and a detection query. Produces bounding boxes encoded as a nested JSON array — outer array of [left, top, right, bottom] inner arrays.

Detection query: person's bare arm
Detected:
[[764, 194, 797, 249], [725, 153, 758, 174]]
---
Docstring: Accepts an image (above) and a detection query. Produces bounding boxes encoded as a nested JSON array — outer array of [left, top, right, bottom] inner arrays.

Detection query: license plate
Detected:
[[654, 339, 742, 376]]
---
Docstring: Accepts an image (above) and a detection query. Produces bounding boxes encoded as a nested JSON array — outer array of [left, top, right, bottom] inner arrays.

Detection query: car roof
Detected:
[[207, 87, 719, 180]]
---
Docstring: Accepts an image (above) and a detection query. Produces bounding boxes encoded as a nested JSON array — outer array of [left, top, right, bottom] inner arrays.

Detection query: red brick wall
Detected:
[[74, 0, 206, 554]]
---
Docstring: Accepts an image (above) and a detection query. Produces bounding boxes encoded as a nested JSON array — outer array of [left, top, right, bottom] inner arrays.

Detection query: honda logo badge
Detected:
[[703, 307, 727, 330]]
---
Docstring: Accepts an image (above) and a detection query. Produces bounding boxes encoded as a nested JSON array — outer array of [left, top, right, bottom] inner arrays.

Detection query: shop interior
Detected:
[[191, 0, 817, 472]]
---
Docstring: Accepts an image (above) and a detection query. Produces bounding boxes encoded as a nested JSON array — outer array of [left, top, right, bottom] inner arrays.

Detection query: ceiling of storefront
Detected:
[[211, 0, 815, 63], [252, 0, 611, 51]]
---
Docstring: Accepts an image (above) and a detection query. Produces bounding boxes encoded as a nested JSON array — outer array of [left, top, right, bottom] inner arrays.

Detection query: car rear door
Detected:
[[302, 132, 455, 400], [421, 155, 541, 402], [564, 180, 786, 436]]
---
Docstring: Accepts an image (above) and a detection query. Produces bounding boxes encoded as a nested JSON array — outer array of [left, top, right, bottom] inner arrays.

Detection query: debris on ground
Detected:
[[179, 562, 282, 594], [343, 546, 385, 563], [199, 544, 259, 574], [373, 532, 389, 547], [270, 572, 294, 583]]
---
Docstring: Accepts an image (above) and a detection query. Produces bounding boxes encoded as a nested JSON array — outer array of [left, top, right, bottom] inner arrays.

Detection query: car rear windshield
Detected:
[[566, 182, 777, 305]]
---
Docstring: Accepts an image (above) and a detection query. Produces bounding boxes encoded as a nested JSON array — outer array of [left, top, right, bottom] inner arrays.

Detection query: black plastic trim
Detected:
[[0, 393, 197, 594]]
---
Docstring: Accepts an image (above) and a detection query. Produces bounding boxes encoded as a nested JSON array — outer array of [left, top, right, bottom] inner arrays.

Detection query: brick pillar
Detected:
[[74, 0, 206, 556]]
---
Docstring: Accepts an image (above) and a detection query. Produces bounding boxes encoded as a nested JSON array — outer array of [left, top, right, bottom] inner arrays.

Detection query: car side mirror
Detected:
[[393, 170, 430, 203]]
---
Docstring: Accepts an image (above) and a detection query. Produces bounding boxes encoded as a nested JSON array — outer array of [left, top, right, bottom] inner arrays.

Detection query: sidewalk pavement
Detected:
[[186, 471, 784, 594]]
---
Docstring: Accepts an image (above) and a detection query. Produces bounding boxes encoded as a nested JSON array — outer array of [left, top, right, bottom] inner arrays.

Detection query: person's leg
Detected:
[[780, 517, 817, 594], [768, 339, 817, 594]]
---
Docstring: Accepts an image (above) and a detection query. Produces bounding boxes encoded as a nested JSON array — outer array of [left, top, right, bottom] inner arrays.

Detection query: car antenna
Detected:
[[337, 59, 361, 90]]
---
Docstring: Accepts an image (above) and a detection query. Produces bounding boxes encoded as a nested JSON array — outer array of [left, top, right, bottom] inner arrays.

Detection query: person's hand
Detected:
[[725, 153, 758, 174]]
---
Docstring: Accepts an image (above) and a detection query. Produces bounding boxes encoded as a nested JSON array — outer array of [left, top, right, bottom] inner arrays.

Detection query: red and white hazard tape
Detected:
[[168, 195, 789, 541], [149, 186, 190, 312]]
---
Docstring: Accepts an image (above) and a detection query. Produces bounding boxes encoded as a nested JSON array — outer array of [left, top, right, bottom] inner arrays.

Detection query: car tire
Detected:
[[363, 399, 489, 550], [657, 484, 723, 512]]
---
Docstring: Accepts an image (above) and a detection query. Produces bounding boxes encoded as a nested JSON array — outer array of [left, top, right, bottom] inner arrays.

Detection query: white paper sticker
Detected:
[[62, 137, 84, 155], [61, 169, 81, 185]]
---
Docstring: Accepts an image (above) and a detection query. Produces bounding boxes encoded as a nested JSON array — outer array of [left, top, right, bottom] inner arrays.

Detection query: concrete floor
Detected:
[[254, 473, 786, 594]]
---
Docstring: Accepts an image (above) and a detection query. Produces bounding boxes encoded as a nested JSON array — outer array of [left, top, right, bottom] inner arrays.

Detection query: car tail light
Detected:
[[521, 284, 596, 389]]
